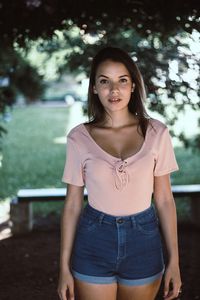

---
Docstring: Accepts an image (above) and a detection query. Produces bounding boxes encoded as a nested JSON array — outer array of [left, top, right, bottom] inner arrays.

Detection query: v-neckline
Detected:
[[81, 122, 149, 161]]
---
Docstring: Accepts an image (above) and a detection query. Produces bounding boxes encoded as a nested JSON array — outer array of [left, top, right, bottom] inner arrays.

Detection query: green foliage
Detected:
[[0, 45, 45, 147], [0, 0, 199, 44], [12, 63, 45, 102], [34, 26, 200, 151], [0, 1, 199, 151], [0, 45, 45, 107]]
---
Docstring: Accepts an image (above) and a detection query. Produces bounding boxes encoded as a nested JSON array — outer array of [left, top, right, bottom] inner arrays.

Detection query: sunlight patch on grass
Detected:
[[53, 136, 66, 144]]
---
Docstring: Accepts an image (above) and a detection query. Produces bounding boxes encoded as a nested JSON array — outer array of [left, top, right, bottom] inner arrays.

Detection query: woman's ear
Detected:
[[93, 86, 98, 94], [132, 83, 135, 92]]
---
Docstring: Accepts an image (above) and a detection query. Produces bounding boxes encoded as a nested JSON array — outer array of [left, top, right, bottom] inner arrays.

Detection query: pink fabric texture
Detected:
[[62, 118, 179, 215]]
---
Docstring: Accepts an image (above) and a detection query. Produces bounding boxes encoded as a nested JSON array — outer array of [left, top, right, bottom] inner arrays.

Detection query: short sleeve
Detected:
[[62, 136, 84, 186], [154, 127, 179, 176]]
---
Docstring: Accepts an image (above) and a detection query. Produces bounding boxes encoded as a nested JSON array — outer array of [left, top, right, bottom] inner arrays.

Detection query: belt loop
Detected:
[[130, 216, 136, 228], [99, 213, 104, 224]]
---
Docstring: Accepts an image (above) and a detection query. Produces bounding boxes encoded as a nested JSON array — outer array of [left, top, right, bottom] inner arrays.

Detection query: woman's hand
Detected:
[[57, 269, 75, 300], [163, 262, 182, 299]]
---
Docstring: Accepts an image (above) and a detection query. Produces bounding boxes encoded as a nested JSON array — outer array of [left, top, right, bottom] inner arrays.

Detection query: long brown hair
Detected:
[[86, 46, 153, 137]]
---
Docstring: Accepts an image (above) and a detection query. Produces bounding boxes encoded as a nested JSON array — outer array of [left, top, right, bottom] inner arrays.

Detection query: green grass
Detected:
[[0, 106, 200, 218], [0, 105, 71, 216], [174, 147, 200, 184], [0, 106, 71, 196]]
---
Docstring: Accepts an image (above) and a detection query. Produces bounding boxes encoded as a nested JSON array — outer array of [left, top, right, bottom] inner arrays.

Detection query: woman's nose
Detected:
[[110, 82, 119, 92]]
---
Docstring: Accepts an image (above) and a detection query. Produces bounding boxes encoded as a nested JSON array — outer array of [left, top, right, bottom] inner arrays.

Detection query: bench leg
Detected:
[[10, 202, 33, 235], [190, 196, 200, 228]]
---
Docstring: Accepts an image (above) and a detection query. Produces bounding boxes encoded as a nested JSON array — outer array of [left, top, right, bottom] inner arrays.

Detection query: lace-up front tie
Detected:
[[114, 160, 129, 190]]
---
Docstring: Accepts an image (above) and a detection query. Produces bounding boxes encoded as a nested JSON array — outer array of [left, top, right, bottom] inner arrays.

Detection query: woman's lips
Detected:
[[108, 98, 121, 103]]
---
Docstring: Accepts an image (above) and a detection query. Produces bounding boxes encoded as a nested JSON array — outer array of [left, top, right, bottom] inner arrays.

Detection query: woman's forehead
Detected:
[[96, 60, 130, 77]]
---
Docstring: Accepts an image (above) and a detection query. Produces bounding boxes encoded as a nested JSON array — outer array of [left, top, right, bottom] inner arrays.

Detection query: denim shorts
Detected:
[[71, 203, 165, 286]]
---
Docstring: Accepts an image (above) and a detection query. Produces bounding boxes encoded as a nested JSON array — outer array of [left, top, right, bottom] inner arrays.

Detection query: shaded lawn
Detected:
[[0, 105, 200, 219], [0, 105, 70, 215]]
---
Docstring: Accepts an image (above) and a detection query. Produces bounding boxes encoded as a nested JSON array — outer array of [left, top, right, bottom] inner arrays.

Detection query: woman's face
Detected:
[[93, 59, 135, 113]]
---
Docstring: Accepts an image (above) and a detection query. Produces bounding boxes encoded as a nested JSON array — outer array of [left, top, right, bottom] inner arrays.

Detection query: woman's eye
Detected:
[[120, 78, 128, 83], [99, 79, 109, 84]]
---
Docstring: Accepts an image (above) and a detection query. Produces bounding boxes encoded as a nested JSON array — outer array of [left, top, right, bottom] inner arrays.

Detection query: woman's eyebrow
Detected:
[[97, 74, 130, 78], [97, 75, 109, 78]]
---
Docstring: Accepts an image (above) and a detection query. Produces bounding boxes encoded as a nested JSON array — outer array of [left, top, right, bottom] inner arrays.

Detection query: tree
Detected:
[[0, 0, 199, 43], [0, 0, 199, 149], [0, 45, 45, 150], [33, 23, 200, 149]]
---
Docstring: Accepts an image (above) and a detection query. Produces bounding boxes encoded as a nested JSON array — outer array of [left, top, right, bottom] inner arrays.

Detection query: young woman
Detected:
[[57, 47, 182, 300]]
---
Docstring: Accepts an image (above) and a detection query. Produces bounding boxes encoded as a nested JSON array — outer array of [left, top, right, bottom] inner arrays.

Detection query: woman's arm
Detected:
[[58, 184, 84, 300], [153, 174, 182, 300]]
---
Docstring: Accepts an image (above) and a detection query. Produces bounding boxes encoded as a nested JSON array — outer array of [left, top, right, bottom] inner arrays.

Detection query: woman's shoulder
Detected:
[[148, 117, 167, 132], [67, 123, 84, 138]]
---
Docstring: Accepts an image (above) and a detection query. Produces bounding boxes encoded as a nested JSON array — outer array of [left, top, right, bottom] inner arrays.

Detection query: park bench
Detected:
[[10, 184, 200, 235], [10, 188, 88, 235]]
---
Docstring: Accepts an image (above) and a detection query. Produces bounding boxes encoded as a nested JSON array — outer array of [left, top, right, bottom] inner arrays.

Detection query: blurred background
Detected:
[[0, 1, 199, 299]]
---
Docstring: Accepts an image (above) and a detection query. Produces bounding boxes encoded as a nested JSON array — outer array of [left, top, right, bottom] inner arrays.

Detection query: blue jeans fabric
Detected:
[[71, 203, 165, 286]]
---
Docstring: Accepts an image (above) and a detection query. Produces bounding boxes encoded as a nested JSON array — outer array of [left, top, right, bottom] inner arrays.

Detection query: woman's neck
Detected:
[[101, 111, 138, 129]]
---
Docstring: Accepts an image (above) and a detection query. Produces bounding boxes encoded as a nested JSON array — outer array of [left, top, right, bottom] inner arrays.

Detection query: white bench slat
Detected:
[[17, 187, 88, 198], [172, 184, 200, 193]]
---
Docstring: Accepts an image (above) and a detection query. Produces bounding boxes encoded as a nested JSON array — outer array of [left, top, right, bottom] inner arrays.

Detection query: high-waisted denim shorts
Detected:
[[71, 203, 165, 286]]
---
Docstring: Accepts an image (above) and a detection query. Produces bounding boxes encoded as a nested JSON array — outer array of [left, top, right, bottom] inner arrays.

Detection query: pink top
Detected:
[[62, 118, 179, 216]]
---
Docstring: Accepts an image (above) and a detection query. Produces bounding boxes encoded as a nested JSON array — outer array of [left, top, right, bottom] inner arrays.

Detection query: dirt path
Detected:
[[0, 219, 199, 300]]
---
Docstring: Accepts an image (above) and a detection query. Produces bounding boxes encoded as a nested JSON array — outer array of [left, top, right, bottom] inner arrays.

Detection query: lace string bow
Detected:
[[114, 160, 129, 190]]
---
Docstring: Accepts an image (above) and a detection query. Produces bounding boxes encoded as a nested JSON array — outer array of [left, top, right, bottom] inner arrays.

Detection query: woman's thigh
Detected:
[[117, 278, 162, 300], [74, 278, 117, 300]]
